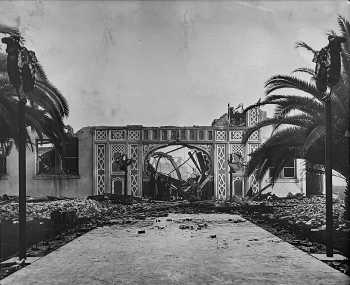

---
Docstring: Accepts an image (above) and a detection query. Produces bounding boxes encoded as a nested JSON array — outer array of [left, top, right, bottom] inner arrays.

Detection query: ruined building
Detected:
[[0, 106, 322, 199]]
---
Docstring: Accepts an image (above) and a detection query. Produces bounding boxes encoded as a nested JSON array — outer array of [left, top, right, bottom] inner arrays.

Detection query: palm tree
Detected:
[[0, 26, 69, 148], [0, 80, 67, 148], [242, 16, 350, 218], [0, 24, 69, 261]]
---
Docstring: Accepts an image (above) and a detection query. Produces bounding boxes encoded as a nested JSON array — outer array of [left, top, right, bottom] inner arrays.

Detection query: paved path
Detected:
[[1, 214, 349, 285]]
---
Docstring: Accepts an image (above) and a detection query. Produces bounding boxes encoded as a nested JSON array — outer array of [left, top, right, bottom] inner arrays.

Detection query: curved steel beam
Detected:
[[151, 151, 182, 180]]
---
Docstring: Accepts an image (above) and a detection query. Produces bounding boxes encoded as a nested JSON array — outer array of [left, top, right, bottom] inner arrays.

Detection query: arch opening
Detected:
[[143, 144, 214, 201]]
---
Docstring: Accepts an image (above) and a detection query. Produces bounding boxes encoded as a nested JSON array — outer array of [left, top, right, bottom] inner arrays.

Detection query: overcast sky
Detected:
[[0, 1, 348, 130]]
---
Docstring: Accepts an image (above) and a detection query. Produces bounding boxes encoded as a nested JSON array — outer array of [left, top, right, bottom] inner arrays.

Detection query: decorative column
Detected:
[[214, 130, 227, 200], [94, 129, 108, 195], [127, 130, 141, 197]]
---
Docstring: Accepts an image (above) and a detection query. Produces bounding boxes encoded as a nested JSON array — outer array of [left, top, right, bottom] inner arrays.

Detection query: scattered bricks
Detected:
[[196, 223, 208, 229], [179, 224, 190, 230], [209, 234, 216, 238], [233, 219, 245, 223], [248, 238, 259, 241], [137, 229, 146, 234], [135, 214, 146, 220], [166, 218, 172, 222]]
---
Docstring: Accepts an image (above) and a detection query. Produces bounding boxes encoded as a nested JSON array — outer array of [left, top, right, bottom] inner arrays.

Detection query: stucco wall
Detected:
[[260, 159, 306, 197], [0, 127, 93, 198]]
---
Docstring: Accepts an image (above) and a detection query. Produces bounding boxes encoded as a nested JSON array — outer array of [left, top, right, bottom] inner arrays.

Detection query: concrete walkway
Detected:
[[1, 214, 349, 285]]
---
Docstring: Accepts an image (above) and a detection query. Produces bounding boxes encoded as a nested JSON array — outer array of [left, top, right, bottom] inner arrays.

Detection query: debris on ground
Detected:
[[243, 195, 346, 231], [1, 194, 349, 278]]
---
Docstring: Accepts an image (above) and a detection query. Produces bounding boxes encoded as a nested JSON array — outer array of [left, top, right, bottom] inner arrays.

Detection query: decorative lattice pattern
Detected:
[[218, 174, 226, 198], [215, 130, 226, 141], [230, 130, 243, 141], [248, 131, 259, 141], [248, 108, 260, 127], [129, 144, 139, 196], [96, 144, 106, 194], [230, 144, 245, 157], [95, 129, 108, 141], [111, 144, 127, 155], [110, 129, 126, 141], [217, 145, 225, 171], [128, 130, 140, 141], [216, 144, 226, 200], [249, 172, 260, 194]]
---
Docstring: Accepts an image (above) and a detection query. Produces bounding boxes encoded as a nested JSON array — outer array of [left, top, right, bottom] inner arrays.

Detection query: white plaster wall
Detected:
[[260, 159, 306, 197], [0, 127, 93, 198]]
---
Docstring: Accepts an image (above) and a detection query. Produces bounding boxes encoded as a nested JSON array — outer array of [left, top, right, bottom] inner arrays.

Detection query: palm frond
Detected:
[[292, 67, 315, 77], [326, 30, 337, 38], [338, 15, 350, 38], [295, 41, 317, 54], [242, 115, 314, 144], [271, 95, 324, 119], [0, 23, 23, 42], [265, 75, 324, 101], [245, 127, 308, 181], [35, 63, 48, 81], [302, 125, 326, 155], [34, 81, 69, 117], [242, 15, 350, 182], [271, 114, 316, 135]]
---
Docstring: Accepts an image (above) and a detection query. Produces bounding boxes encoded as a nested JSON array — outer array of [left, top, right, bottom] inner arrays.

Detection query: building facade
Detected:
[[0, 108, 316, 199]]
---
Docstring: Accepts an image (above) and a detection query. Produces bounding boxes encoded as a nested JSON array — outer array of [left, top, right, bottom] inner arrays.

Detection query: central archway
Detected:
[[142, 143, 214, 200], [92, 107, 262, 200]]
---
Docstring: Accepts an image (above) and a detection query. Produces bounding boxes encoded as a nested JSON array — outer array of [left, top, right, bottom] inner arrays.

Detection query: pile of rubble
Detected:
[[0, 196, 212, 224], [0, 198, 107, 222], [1, 194, 346, 230], [255, 195, 346, 231], [240, 195, 350, 274]]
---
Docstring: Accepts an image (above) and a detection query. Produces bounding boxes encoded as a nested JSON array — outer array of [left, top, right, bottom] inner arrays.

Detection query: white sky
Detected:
[[0, 1, 348, 130]]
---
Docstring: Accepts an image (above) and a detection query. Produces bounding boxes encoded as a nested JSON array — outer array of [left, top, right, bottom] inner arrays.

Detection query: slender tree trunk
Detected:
[[18, 98, 26, 261], [325, 97, 333, 257]]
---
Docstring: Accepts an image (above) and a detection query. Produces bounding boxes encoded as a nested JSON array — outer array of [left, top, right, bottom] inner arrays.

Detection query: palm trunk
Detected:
[[18, 97, 26, 261], [325, 94, 333, 257]]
